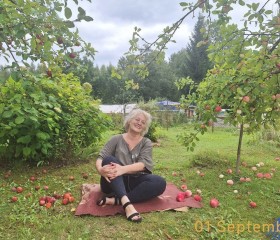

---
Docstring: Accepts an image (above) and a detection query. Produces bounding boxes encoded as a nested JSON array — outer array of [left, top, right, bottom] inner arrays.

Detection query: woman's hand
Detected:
[[99, 164, 116, 182], [108, 163, 125, 180]]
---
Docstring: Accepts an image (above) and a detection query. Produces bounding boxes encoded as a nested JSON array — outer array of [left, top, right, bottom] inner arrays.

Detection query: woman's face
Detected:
[[129, 114, 147, 134]]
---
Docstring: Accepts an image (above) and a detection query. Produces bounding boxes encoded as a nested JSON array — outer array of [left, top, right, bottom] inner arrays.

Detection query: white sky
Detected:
[[74, 0, 276, 67], [75, 0, 196, 66]]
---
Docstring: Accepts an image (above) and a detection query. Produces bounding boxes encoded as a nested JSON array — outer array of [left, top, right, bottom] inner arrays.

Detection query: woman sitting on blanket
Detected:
[[95, 108, 166, 223]]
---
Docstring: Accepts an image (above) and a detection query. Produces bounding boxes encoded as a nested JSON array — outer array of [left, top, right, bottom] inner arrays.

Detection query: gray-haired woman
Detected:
[[95, 108, 166, 223]]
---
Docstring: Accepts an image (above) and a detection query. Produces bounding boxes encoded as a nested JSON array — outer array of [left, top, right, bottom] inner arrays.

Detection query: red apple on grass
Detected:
[[29, 176, 36, 181], [16, 187, 23, 193], [215, 105, 222, 112], [210, 198, 219, 208], [11, 196, 18, 202], [227, 180, 234, 185], [242, 96, 250, 103], [39, 199, 46, 206], [226, 169, 233, 174], [181, 184, 187, 191], [249, 201, 257, 208], [193, 195, 202, 202]]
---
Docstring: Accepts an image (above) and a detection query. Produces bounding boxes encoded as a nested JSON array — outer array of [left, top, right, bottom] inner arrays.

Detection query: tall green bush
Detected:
[[0, 73, 110, 164]]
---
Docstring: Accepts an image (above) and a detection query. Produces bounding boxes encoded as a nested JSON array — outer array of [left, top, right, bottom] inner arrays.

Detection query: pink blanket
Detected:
[[75, 183, 202, 217]]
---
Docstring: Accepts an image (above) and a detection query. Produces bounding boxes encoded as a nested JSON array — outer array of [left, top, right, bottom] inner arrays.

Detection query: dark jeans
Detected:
[[100, 156, 167, 203]]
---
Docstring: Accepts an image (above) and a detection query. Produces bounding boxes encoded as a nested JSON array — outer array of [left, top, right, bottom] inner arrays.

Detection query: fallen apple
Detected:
[[184, 190, 192, 198], [227, 169, 233, 174], [193, 195, 202, 202], [176, 192, 185, 202], [181, 184, 187, 191], [16, 186, 23, 193], [242, 96, 250, 103], [215, 105, 222, 112], [210, 198, 219, 208], [227, 180, 234, 185], [249, 201, 257, 208], [219, 174, 224, 179], [39, 200, 46, 206], [256, 173, 264, 178], [11, 196, 18, 202]]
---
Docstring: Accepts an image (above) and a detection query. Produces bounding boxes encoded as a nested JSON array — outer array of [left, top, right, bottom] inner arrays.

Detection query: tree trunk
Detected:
[[236, 123, 244, 174]]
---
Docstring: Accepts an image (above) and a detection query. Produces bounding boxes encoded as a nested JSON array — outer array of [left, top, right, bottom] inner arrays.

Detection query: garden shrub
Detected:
[[0, 73, 111, 165]]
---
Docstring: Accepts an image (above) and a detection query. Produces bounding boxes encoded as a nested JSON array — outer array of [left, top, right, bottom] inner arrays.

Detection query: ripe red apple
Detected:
[[184, 190, 192, 198], [181, 184, 187, 191], [227, 180, 234, 185], [11, 196, 18, 202], [249, 201, 257, 208], [45, 202, 52, 208], [63, 192, 72, 199], [210, 198, 219, 208], [57, 36, 63, 44], [69, 52, 76, 59], [11, 187, 17, 192], [227, 169, 233, 174], [69, 176, 75, 181], [199, 172, 205, 177], [176, 192, 185, 202], [193, 194, 202, 202], [16, 187, 23, 193], [30, 176, 36, 182], [242, 96, 250, 103], [240, 177, 246, 182], [39, 200, 46, 206], [215, 105, 222, 112], [263, 173, 272, 179], [68, 196, 75, 203], [256, 173, 264, 178], [62, 198, 69, 205], [43, 186, 49, 190]]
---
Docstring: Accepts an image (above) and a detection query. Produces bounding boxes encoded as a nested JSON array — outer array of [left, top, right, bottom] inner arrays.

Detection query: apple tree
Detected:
[[0, 0, 111, 165], [126, 0, 280, 173], [0, 0, 95, 74]]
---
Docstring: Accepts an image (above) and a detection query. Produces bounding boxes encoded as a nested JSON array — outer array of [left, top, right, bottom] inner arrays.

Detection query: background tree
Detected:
[[185, 14, 213, 84]]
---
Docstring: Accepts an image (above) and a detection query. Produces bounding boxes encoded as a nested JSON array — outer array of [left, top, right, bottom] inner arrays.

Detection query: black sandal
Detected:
[[122, 201, 142, 223], [96, 196, 120, 206]]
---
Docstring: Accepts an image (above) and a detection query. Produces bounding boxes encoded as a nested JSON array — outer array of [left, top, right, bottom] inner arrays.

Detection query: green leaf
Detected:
[[36, 131, 50, 140], [2, 111, 13, 118], [64, 21, 75, 28], [17, 135, 31, 144], [238, 0, 245, 6], [64, 7, 72, 19], [78, 7, 86, 16], [15, 116, 25, 124], [83, 16, 94, 22], [23, 147, 31, 157]]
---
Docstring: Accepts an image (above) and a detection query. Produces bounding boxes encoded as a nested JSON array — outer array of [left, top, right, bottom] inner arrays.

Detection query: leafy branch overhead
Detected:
[[0, 0, 95, 70], [126, 0, 280, 173]]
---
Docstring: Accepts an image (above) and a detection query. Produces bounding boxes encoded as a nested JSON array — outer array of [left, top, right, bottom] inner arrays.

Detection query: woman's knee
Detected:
[[149, 175, 167, 194], [102, 156, 119, 166]]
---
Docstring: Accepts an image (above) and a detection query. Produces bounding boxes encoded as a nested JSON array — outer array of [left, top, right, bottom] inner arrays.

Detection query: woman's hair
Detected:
[[124, 108, 152, 136]]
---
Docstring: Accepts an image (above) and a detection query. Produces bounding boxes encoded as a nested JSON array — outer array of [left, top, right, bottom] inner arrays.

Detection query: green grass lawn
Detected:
[[0, 125, 279, 240]]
